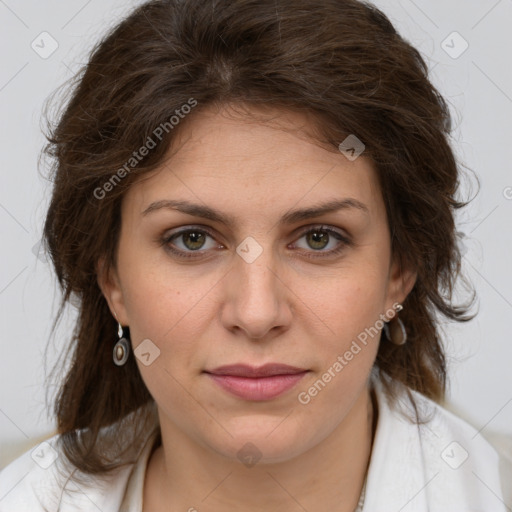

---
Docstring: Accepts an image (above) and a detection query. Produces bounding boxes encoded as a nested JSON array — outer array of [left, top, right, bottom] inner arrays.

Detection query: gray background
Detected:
[[1, 0, 511, 467]]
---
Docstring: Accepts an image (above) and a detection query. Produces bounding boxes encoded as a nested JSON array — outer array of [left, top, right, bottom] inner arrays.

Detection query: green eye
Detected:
[[180, 231, 208, 251], [293, 225, 351, 258], [160, 224, 352, 260], [305, 230, 330, 250], [161, 227, 219, 259]]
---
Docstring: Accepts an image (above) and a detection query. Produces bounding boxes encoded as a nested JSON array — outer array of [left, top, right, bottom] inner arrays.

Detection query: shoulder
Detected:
[[364, 374, 510, 511], [0, 434, 135, 512]]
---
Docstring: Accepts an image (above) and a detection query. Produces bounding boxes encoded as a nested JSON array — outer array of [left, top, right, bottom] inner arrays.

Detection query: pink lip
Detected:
[[204, 364, 308, 401]]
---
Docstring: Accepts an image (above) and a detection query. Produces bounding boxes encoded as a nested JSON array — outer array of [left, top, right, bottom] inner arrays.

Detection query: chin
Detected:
[[207, 418, 315, 465]]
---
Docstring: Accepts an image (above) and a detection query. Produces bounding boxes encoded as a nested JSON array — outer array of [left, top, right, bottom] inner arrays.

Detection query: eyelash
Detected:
[[160, 225, 352, 260]]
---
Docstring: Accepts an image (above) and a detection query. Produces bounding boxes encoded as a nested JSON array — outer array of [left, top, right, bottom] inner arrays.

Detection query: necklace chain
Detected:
[[354, 474, 367, 512]]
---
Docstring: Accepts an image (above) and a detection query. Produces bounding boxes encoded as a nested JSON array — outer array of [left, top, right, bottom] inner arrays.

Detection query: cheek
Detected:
[[122, 270, 205, 414], [306, 258, 389, 349], [118, 249, 208, 341], [295, 268, 385, 416], [118, 258, 221, 388], [121, 274, 179, 340]]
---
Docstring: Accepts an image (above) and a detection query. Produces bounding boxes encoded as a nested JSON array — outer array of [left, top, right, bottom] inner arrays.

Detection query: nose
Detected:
[[220, 244, 293, 340]]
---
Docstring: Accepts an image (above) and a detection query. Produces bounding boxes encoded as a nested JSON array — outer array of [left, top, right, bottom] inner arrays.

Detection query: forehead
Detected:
[[122, 104, 383, 223]]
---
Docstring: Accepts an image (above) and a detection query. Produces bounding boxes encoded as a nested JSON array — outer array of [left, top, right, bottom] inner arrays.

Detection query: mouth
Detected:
[[203, 363, 309, 401]]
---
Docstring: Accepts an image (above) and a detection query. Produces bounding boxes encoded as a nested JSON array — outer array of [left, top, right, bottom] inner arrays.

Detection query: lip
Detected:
[[204, 364, 309, 401], [206, 363, 307, 377]]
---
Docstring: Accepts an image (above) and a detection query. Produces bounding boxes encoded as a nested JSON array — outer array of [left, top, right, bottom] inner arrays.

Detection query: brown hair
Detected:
[[42, 0, 475, 476]]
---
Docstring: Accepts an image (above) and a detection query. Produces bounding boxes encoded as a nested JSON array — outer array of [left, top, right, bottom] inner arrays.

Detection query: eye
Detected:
[[160, 224, 352, 260], [292, 225, 351, 258], [161, 227, 222, 258]]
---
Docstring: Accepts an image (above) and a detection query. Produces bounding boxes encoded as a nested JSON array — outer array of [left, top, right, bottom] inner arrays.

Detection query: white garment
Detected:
[[0, 377, 510, 511]]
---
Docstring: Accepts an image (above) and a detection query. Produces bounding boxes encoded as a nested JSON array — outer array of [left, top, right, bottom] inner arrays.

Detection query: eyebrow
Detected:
[[141, 198, 369, 226]]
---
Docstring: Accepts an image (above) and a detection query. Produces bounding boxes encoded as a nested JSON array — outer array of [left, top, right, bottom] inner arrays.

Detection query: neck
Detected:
[[144, 385, 377, 512]]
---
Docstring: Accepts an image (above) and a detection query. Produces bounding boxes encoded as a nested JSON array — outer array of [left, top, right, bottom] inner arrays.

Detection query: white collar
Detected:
[[82, 376, 509, 511]]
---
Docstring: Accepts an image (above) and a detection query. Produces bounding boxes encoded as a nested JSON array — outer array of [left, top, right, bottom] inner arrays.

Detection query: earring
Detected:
[[383, 304, 407, 345], [113, 322, 130, 366]]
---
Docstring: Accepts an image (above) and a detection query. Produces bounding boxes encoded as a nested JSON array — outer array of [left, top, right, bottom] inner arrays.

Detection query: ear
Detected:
[[96, 256, 130, 325], [385, 252, 417, 311]]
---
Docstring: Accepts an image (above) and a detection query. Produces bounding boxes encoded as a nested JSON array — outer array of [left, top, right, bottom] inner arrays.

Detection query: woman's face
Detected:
[[100, 104, 415, 463]]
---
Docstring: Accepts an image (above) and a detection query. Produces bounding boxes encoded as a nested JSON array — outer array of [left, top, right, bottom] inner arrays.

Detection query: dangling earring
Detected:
[[113, 322, 130, 366], [383, 303, 407, 345]]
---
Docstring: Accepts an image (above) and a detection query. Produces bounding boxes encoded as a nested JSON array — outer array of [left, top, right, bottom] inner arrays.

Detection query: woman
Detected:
[[0, 0, 509, 510]]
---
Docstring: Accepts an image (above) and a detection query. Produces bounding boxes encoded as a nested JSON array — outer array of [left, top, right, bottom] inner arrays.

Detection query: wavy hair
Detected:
[[42, 0, 475, 475]]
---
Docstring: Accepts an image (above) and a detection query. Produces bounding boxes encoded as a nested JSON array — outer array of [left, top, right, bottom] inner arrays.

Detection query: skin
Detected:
[[98, 103, 416, 511]]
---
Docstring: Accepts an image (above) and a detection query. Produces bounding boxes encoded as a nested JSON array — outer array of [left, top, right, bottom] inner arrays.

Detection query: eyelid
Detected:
[[289, 224, 352, 254], [162, 224, 349, 243], [293, 223, 349, 240], [160, 223, 352, 259], [161, 225, 224, 249]]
